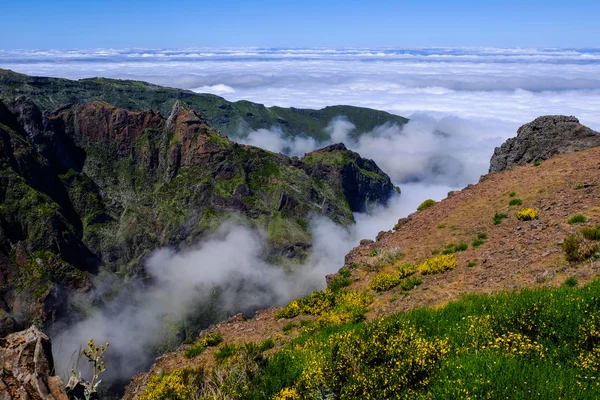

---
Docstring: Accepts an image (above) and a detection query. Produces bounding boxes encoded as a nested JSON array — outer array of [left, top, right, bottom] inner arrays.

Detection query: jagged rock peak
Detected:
[[0, 326, 68, 399], [489, 115, 600, 173], [307, 142, 348, 154]]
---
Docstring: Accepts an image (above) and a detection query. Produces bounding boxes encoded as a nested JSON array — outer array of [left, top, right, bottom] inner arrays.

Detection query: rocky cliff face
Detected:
[[489, 115, 600, 173], [0, 326, 68, 400], [0, 97, 395, 335]]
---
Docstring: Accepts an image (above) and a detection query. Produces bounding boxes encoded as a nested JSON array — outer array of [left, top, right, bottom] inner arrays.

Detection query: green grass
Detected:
[[569, 214, 588, 224], [442, 243, 468, 254], [472, 238, 484, 248], [564, 277, 579, 287], [214, 344, 240, 361], [494, 213, 509, 225], [238, 279, 600, 399], [184, 344, 205, 359], [509, 198, 523, 206]]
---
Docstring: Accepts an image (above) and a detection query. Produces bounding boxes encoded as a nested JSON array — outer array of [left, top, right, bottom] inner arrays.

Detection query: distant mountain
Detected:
[[0, 96, 395, 334], [0, 68, 408, 141]]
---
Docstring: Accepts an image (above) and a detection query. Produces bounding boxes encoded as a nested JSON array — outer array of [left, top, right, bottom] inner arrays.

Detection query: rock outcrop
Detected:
[[489, 115, 600, 173], [0, 326, 68, 400], [302, 143, 396, 212]]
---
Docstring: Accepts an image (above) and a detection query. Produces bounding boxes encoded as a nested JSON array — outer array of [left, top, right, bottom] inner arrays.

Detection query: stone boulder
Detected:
[[0, 326, 68, 400], [489, 116, 600, 173]]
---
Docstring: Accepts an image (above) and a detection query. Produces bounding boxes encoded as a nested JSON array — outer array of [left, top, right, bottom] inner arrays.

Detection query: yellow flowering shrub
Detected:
[[515, 207, 539, 221], [337, 290, 373, 309], [275, 288, 373, 322], [316, 291, 373, 327], [488, 332, 545, 358], [369, 272, 402, 292], [576, 311, 600, 372], [273, 387, 301, 400], [369, 264, 416, 292], [139, 369, 194, 400], [299, 322, 449, 399], [396, 263, 416, 278], [199, 332, 222, 347], [275, 289, 336, 319], [418, 254, 456, 275]]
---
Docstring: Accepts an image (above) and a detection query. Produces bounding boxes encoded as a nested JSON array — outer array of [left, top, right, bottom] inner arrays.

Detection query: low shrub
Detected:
[[185, 344, 206, 359], [397, 263, 416, 277], [370, 272, 402, 292], [568, 214, 587, 224], [298, 323, 450, 399], [139, 368, 197, 400], [418, 254, 457, 275], [400, 276, 422, 291], [283, 323, 297, 333], [273, 388, 301, 400], [564, 277, 579, 287], [275, 289, 372, 321], [274, 289, 336, 319], [509, 198, 523, 206], [533, 160, 542, 167], [214, 343, 241, 361], [259, 338, 275, 352], [581, 227, 600, 241], [509, 192, 516, 197], [199, 332, 223, 347], [443, 243, 468, 253], [563, 229, 600, 262], [184, 333, 223, 359], [472, 238, 484, 248], [417, 199, 436, 211], [454, 243, 468, 252], [316, 290, 373, 327], [515, 208, 538, 221], [327, 275, 351, 291], [467, 261, 477, 268], [493, 213, 508, 224], [477, 233, 488, 240], [338, 268, 351, 278]]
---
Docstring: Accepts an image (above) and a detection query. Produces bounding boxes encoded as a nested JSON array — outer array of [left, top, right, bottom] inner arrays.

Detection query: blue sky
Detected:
[[0, 0, 598, 49]]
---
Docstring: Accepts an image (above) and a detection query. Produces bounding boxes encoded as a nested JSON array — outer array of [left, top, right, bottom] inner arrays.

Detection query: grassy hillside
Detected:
[[0, 69, 408, 140], [135, 280, 600, 399], [126, 145, 600, 399]]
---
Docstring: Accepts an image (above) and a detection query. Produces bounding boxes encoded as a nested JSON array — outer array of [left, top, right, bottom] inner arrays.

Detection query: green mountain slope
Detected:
[[0, 69, 408, 141], [0, 96, 395, 334]]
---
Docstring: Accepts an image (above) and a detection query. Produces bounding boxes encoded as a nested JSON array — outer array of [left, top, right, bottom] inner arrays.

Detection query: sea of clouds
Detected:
[[5, 47, 600, 380]]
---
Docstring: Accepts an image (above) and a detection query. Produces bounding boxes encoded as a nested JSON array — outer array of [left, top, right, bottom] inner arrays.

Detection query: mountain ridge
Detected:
[[0, 68, 409, 141]]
